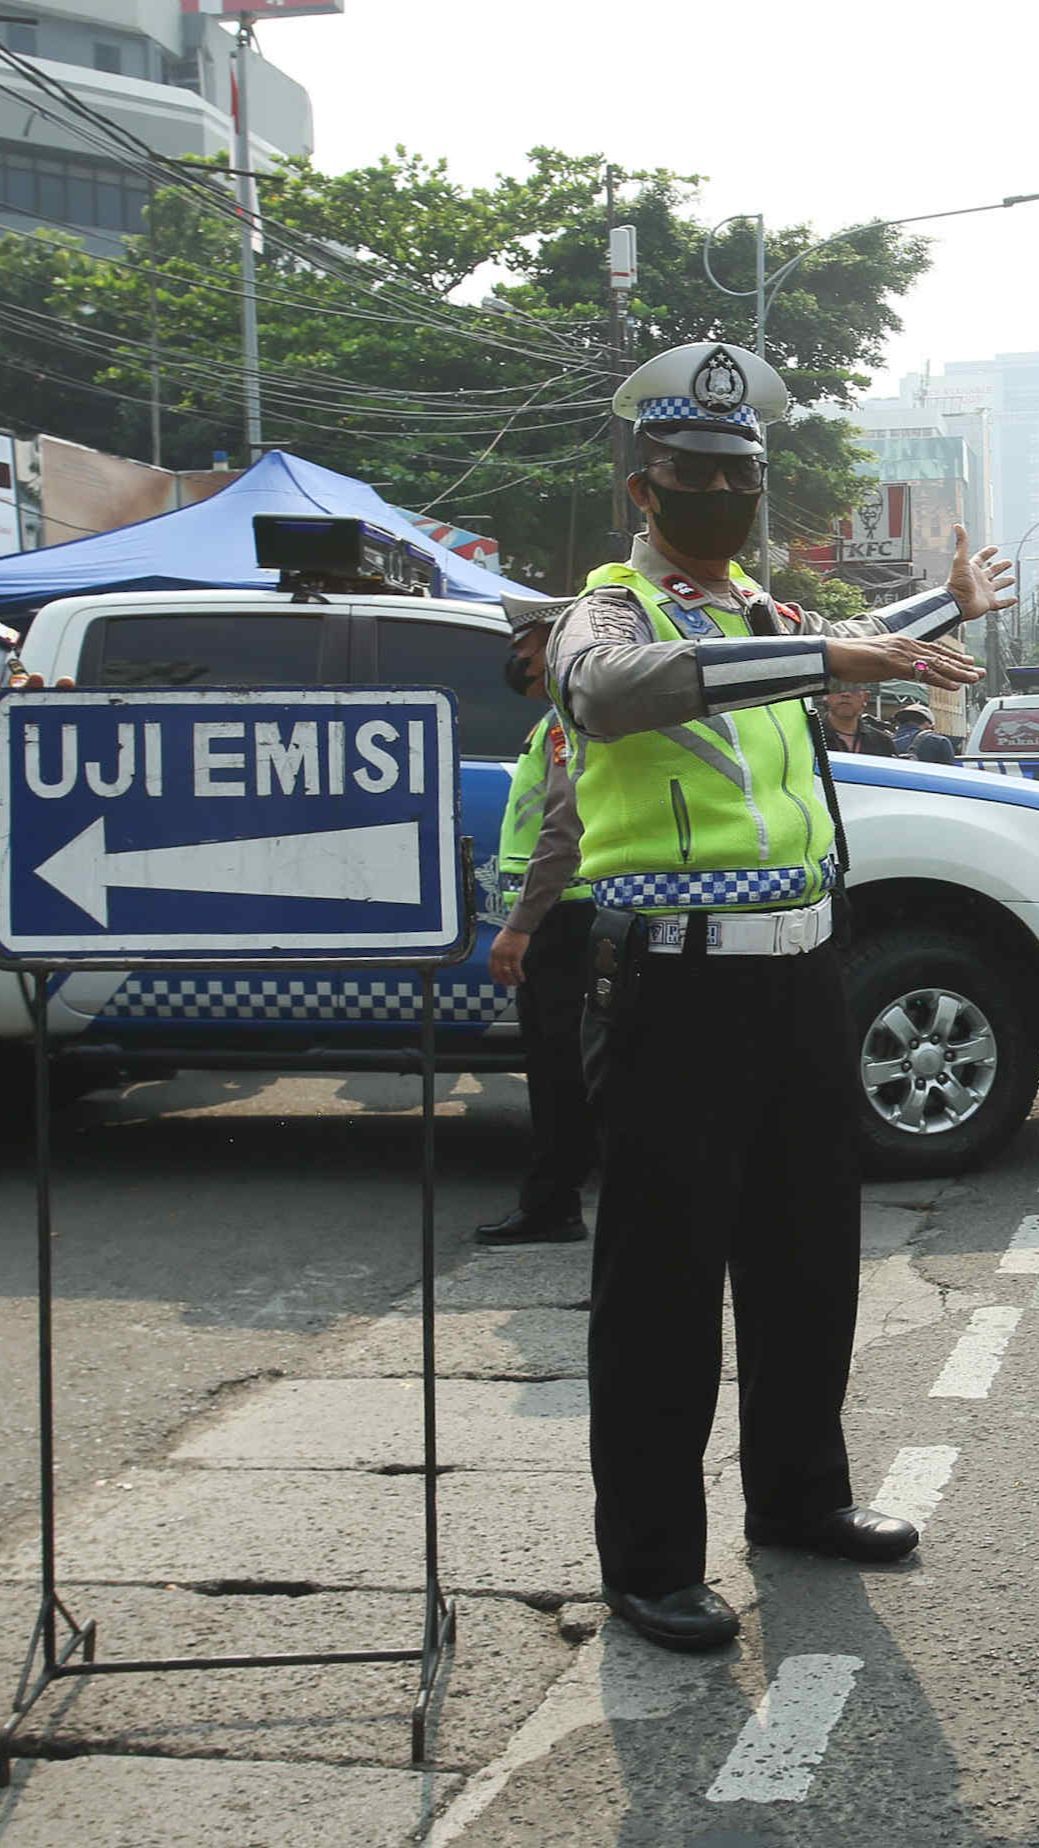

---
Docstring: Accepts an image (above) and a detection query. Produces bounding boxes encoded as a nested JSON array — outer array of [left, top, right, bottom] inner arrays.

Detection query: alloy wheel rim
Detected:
[[860, 985, 998, 1136]]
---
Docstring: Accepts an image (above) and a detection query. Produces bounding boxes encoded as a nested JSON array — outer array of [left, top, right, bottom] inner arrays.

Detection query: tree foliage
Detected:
[[0, 147, 930, 589]]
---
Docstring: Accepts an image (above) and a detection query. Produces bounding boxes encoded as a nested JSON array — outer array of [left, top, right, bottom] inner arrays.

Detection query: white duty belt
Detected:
[[646, 894, 832, 958]]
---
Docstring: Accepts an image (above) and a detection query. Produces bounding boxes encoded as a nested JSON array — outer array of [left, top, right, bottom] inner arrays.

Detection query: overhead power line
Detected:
[[0, 47, 610, 374], [0, 289, 612, 425]]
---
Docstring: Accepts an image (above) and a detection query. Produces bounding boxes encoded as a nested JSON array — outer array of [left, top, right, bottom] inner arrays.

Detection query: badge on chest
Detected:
[[658, 575, 724, 639]]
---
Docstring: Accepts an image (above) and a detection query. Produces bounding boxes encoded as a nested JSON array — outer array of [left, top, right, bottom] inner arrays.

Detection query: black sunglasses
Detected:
[[646, 454, 766, 493]]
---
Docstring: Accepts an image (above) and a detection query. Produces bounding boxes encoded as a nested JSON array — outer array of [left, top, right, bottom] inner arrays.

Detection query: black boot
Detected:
[[474, 1206, 587, 1246], [745, 1504, 919, 1562], [602, 1584, 740, 1653]]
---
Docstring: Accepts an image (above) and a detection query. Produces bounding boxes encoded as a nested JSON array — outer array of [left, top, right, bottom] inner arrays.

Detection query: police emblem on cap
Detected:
[[692, 347, 747, 414]]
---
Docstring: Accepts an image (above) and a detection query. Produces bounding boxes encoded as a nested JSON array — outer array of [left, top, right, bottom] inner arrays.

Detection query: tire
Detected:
[[842, 926, 1039, 1179]]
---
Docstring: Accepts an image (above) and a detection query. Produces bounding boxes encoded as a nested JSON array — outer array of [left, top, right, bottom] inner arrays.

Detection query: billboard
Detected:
[[792, 485, 912, 570], [401, 511, 501, 574], [0, 433, 21, 558], [181, 1, 344, 17]]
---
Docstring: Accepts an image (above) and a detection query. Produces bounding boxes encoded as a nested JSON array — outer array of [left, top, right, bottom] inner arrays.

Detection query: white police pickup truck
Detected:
[[2, 570, 1039, 1182]]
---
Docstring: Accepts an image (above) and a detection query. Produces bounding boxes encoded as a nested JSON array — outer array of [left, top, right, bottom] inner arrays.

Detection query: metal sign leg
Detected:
[[411, 967, 456, 1763], [1, 972, 95, 1790]]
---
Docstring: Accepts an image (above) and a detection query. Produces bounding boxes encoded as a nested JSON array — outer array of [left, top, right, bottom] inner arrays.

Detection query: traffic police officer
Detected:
[[546, 340, 1014, 1652], [475, 598, 597, 1245]]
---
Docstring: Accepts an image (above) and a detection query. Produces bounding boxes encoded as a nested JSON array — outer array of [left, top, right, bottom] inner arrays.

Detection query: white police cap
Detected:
[[500, 593, 572, 636], [613, 341, 789, 456]]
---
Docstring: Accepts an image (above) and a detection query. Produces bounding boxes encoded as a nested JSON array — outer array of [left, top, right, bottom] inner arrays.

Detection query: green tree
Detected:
[[768, 562, 869, 621], [0, 149, 929, 591]]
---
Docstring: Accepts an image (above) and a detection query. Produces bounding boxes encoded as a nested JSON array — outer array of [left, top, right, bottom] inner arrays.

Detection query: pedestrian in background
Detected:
[[819, 684, 896, 756], [911, 729, 958, 765], [894, 700, 934, 754], [475, 600, 596, 1247]]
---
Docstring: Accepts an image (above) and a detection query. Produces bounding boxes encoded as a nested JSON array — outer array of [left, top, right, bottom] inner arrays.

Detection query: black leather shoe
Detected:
[[602, 1583, 740, 1653], [474, 1207, 587, 1246], [745, 1504, 919, 1562]]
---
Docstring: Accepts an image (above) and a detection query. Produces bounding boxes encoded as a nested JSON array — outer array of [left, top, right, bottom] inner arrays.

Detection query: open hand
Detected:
[[946, 526, 1015, 624]]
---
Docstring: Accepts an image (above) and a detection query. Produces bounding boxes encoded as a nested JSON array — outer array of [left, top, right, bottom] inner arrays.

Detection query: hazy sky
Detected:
[[258, 0, 1039, 401]]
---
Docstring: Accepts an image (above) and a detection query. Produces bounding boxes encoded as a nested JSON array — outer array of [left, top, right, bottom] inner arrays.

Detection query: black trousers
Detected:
[[515, 900, 597, 1219], [583, 928, 860, 1596]]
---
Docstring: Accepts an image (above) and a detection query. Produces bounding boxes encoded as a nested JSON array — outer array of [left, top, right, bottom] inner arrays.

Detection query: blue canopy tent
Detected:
[[0, 450, 545, 624]]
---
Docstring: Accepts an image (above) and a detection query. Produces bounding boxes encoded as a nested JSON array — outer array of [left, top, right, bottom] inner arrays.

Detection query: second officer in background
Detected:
[[475, 598, 596, 1245]]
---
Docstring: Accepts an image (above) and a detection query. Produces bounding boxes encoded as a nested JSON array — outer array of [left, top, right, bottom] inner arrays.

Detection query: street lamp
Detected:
[[702, 192, 1039, 593]]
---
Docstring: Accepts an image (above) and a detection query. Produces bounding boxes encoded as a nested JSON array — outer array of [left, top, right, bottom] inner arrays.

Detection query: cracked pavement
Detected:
[[1, 1072, 1038, 1844]]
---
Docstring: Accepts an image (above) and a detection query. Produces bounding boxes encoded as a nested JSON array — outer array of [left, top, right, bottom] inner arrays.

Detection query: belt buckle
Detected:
[[781, 908, 808, 955]]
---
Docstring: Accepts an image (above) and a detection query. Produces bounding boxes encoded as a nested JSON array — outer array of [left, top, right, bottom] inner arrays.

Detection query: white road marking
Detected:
[[928, 1305, 1022, 1399], [999, 1214, 1039, 1274], [426, 1629, 709, 1844], [705, 1655, 863, 1804], [872, 1445, 959, 1535]]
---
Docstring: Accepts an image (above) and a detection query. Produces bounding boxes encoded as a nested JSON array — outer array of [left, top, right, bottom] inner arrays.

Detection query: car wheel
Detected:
[[842, 926, 1039, 1178]]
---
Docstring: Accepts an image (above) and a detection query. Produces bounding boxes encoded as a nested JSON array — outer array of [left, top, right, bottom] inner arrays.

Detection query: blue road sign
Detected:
[[0, 688, 462, 963]]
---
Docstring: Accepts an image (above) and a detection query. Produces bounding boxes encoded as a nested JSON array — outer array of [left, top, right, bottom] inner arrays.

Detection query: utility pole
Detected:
[[146, 176, 161, 467], [754, 215, 772, 595], [565, 463, 581, 593], [233, 14, 263, 462], [985, 610, 1002, 691], [605, 168, 636, 548]]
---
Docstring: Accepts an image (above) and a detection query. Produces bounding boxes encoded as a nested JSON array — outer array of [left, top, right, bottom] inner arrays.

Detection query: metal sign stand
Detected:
[[1, 871, 474, 1782]]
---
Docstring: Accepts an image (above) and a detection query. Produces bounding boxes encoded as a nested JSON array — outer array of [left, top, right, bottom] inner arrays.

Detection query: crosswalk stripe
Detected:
[[928, 1305, 1022, 1399], [999, 1214, 1039, 1273], [705, 1655, 863, 1804], [873, 1444, 959, 1534]]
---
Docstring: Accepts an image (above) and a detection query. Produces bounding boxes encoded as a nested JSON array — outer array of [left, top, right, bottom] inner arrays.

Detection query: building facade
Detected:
[[895, 356, 1039, 606], [848, 399, 991, 592], [0, 1, 312, 252]]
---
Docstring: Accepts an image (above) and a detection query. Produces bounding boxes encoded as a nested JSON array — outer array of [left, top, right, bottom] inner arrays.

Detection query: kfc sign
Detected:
[[838, 484, 912, 564]]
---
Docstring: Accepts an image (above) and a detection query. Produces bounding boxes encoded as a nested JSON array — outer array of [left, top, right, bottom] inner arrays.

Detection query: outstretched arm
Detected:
[[549, 583, 983, 742]]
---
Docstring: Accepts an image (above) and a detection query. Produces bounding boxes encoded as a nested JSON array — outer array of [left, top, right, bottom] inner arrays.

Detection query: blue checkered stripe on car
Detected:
[[592, 855, 839, 910], [99, 975, 504, 1025], [635, 398, 760, 430]]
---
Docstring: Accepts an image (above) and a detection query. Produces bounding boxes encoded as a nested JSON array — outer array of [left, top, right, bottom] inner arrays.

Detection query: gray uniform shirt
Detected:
[[548, 533, 961, 742]]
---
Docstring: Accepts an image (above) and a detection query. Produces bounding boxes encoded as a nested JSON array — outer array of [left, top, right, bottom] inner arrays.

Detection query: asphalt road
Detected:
[[2, 1072, 1039, 1845], [0, 1068, 531, 1547]]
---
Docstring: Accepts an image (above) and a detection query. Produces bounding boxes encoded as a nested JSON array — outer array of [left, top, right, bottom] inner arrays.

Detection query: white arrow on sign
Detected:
[[34, 816, 421, 928]]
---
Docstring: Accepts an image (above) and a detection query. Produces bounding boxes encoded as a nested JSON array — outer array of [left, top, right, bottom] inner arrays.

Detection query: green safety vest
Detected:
[[499, 710, 592, 911], [559, 562, 835, 913]]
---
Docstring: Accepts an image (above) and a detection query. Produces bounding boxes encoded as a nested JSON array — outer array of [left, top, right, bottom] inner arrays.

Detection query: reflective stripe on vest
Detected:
[[498, 710, 592, 909], [564, 562, 836, 912]]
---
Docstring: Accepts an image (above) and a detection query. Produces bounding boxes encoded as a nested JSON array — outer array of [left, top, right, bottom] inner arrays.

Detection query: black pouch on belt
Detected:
[[585, 908, 648, 1034]]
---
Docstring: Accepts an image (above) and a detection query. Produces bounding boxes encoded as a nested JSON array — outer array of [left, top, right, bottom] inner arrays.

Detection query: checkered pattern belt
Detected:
[[646, 894, 833, 958]]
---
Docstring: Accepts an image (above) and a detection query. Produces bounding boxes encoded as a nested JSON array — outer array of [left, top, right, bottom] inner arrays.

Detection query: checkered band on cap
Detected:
[[635, 398, 761, 433]]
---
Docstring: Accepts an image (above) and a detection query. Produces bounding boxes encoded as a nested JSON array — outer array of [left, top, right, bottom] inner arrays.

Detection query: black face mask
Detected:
[[504, 649, 538, 696], [648, 482, 761, 559]]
